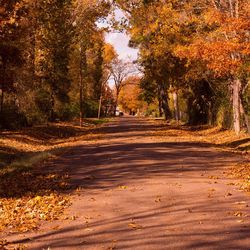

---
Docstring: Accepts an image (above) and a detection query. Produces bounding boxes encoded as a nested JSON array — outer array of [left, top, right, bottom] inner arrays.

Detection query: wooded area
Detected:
[[0, 0, 116, 129], [0, 0, 249, 135], [116, 0, 250, 135]]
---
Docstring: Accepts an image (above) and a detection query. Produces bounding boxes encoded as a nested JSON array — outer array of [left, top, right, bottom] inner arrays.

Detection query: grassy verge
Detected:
[[85, 118, 111, 125]]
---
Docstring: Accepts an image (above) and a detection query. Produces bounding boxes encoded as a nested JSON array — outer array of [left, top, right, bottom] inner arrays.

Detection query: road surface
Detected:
[[4, 118, 250, 249]]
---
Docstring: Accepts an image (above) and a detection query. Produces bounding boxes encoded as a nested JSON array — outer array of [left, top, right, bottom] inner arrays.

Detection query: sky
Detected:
[[105, 32, 138, 61], [97, 9, 139, 86], [98, 9, 138, 61]]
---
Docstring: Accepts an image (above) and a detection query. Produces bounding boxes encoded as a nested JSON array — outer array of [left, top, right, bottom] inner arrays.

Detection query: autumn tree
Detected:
[[110, 58, 135, 114], [174, 0, 250, 133], [97, 43, 117, 119], [69, 0, 111, 125], [0, 0, 24, 117], [119, 76, 145, 115], [116, 0, 250, 132]]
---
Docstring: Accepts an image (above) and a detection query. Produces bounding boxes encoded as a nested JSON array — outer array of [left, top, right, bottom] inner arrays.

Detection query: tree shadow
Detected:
[[47, 140, 239, 192], [225, 138, 250, 149], [11, 192, 250, 249], [2, 117, 249, 248]]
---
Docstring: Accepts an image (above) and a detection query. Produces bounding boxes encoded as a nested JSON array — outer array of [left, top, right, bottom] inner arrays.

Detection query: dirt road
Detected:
[[4, 118, 250, 249]]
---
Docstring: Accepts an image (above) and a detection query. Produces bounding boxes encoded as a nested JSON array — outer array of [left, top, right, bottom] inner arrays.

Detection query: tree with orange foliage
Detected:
[[175, 0, 250, 134], [110, 58, 135, 114], [119, 76, 145, 115], [117, 0, 250, 133]]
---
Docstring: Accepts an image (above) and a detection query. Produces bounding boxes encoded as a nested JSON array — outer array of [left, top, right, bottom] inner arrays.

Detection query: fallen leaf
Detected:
[[128, 222, 143, 230], [155, 196, 162, 203], [234, 211, 243, 217]]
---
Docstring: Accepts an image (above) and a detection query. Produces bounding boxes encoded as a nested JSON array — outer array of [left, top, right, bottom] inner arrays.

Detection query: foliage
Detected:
[[0, 171, 71, 232], [116, 0, 250, 132], [0, 0, 113, 129], [119, 76, 146, 114]]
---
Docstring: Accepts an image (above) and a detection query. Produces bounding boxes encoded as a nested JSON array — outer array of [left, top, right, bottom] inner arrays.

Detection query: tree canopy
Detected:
[[0, 0, 249, 134]]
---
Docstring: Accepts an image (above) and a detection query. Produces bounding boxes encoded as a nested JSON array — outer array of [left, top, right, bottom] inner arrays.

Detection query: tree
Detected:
[[117, 0, 250, 133], [71, 0, 111, 125], [110, 58, 135, 114], [174, 0, 250, 133], [0, 0, 24, 118], [36, 0, 74, 121], [119, 76, 145, 115], [97, 43, 117, 119]]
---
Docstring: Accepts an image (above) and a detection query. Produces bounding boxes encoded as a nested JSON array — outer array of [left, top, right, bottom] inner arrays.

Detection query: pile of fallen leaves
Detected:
[[230, 162, 250, 192], [0, 171, 71, 233]]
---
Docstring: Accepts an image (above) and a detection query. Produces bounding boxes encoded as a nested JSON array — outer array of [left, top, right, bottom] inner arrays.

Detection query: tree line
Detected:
[[116, 0, 249, 134], [1, 0, 249, 135], [0, 0, 122, 129]]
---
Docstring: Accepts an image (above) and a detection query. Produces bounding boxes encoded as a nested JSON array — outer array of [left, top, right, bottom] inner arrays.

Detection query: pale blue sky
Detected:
[[105, 32, 138, 61], [98, 9, 138, 61]]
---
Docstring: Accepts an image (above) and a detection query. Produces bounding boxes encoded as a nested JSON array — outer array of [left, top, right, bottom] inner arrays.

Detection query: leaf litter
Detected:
[[0, 171, 71, 233]]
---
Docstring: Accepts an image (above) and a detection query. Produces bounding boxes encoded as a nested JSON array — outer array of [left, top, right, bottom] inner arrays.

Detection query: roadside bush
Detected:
[[35, 89, 53, 118]]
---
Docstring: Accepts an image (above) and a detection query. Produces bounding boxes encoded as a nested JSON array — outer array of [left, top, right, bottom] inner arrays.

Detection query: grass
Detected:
[[85, 118, 111, 125]]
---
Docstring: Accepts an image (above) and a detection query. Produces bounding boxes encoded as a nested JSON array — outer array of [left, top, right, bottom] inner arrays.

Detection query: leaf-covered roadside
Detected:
[[231, 162, 250, 192], [0, 171, 71, 233], [0, 120, 108, 172], [0, 122, 110, 249], [0, 121, 110, 236], [152, 120, 250, 193], [152, 120, 250, 152]]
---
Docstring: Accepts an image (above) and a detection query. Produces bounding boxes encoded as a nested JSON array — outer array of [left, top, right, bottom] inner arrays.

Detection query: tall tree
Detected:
[[110, 58, 135, 114], [37, 0, 74, 121]]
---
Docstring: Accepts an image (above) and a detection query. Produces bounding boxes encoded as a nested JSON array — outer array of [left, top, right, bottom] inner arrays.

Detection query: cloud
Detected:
[[105, 32, 138, 61]]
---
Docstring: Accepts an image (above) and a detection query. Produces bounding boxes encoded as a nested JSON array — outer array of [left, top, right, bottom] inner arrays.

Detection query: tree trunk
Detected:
[[158, 98, 163, 117], [98, 94, 102, 119], [232, 78, 241, 135], [208, 101, 212, 126], [114, 99, 118, 116], [79, 79, 83, 127], [240, 98, 250, 134], [173, 90, 180, 122], [242, 110, 250, 134], [0, 63, 6, 115], [157, 85, 163, 117], [79, 45, 87, 127], [114, 89, 120, 116], [50, 93, 55, 122], [159, 83, 171, 120], [0, 88, 4, 114]]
